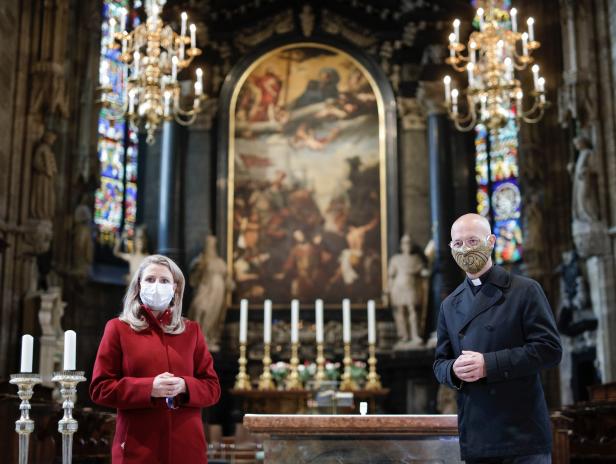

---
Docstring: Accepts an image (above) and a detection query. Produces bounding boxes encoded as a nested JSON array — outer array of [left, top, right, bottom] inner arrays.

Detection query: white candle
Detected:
[[264, 300, 272, 344], [532, 64, 540, 89], [180, 11, 187, 37], [538, 77, 546, 103], [527, 17, 535, 42], [64, 330, 76, 371], [451, 88, 459, 114], [448, 32, 456, 58], [180, 42, 185, 61], [196, 67, 203, 87], [133, 51, 140, 78], [20, 334, 33, 373], [510, 8, 518, 32], [239, 299, 248, 344], [291, 300, 300, 344], [172, 56, 178, 81], [477, 8, 484, 31], [367, 300, 376, 344], [443, 75, 451, 105], [120, 8, 127, 32], [522, 32, 529, 56], [163, 91, 172, 116], [128, 90, 135, 113], [480, 94, 488, 119], [467, 62, 474, 87], [504, 57, 513, 80], [342, 299, 351, 343], [149, 4, 159, 32], [315, 299, 324, 344], [516, 90, 523, 111], [122, 37, 128, 55], [469, 41, 477, 63], [194, 81, 202, 96], [453, 19, 460, 43], [190, 24, 196, 49]]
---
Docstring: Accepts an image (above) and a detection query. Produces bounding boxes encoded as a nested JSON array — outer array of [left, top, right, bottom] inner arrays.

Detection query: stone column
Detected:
[[417, 81, 460, 338], [397, 97, 430, 247]]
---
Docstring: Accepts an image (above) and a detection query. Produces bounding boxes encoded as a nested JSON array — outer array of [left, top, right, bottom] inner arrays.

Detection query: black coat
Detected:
[[433, 265, 562, 460]]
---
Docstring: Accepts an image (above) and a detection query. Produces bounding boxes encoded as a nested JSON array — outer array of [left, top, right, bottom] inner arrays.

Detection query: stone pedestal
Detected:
[[244, 414, 462, 463]]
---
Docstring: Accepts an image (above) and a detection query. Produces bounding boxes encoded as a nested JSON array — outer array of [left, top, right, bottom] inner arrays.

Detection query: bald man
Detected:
[[433, 214, 562, 464]]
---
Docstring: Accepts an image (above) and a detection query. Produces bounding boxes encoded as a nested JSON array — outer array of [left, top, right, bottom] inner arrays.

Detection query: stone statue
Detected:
[[387, 235, 427, 349], [37, 286, 66, 387], [569, 136, 608, 257], [114, 225, 149, 284], [73, 204, 94, 278], [188, 235, 233, 351], [570, 136, 600, 223], [30, 131, 58, 220]]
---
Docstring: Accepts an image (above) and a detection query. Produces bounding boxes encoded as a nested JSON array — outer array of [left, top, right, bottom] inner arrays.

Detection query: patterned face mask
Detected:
[[451, 240, 493, 274]]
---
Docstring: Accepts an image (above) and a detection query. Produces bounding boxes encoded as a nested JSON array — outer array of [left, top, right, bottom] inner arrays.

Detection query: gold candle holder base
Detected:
[[285, 342, 302, 390], [365, 343, 383, 390], [10, 373, 42, 464], [314, 342, 326, 388], [234, 343, 252, 390], [258, 343, 275, 390], [339, 342, 358, 391], [52, 370, 87, 464]]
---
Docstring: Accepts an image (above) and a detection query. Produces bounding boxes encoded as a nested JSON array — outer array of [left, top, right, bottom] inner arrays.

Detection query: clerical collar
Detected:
[[467, 266, 494, 287]]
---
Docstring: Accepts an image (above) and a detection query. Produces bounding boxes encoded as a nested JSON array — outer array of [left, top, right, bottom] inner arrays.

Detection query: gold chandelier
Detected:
[[443, 1, 547, 131], [100, 0, 205, 143]]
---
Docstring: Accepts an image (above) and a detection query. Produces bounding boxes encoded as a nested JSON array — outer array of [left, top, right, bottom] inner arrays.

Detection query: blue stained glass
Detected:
[[95, 0, 138, 243]]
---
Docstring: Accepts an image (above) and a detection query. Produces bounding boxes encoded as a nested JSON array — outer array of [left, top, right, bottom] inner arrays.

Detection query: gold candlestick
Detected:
[[314, 342, 326, 388], [234, 343, 252, 390], [365, 343, 382, 390], [285, 342, 302, 390], [258, 343, 275, 390], [339, 342, 358, 391], [10, 372, 42, 464], [52, 370, 87, 464]]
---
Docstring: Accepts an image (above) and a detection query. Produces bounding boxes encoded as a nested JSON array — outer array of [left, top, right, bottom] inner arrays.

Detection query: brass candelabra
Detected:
[[258, 343, 275, 390], [364, 343, 382, 390], [10, 373, 42, 464], [339, 342, 358, 391], [285, 342, 302, 390], [314, 342, 326, 388], [52, 370, 87, 464], [234, 343, 252, 390]]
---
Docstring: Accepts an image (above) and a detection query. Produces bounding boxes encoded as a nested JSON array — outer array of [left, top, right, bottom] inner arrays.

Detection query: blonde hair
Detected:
[[120, 254, 186, 334]]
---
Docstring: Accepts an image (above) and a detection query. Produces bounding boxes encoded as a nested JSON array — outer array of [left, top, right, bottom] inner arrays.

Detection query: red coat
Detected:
[[90, 310, 221, 464]]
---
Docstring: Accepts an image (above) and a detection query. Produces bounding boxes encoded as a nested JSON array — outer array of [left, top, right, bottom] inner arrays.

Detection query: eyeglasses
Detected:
[[449, 234, 491, 250]]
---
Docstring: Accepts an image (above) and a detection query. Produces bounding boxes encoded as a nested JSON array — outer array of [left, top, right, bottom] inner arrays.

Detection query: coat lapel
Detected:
[[457, 280, 504, 334]]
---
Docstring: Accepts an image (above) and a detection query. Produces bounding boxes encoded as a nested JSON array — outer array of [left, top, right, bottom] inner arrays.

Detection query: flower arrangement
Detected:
[[270, 361, 289, 388], [350, 360, 367, 385], [324, 361, 341, 381], [298, 361, 317, 384]]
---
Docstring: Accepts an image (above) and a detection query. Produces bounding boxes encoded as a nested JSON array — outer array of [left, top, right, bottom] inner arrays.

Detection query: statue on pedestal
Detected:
[[188, 235, 233, 351], [387, 235, 427, 349], [30, 131, 58, 221], [114, 225, 149, 284]]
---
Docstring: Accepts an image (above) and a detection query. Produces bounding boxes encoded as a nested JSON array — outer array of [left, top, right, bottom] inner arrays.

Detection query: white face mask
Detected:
[[140, 282, 175, 311]]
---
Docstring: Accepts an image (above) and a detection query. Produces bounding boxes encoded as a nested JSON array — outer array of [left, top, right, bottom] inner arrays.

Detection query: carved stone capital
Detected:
[[23, 219, 53, 256], [416, 81, 447, 116], [572, 219, 610, 258], [397, 97, 426, 130]]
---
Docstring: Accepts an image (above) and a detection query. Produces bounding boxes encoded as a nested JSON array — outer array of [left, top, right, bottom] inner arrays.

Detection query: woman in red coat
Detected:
[[90, 254, 221, 463]]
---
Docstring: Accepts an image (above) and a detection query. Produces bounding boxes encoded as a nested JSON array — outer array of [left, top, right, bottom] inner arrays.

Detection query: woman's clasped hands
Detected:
[[152, 372, 186, 397]]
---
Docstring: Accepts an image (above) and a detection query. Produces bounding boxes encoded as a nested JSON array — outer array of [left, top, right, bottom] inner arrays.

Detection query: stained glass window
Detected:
[[94, 0, 139, 244], [475, 116, 523, 264]]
